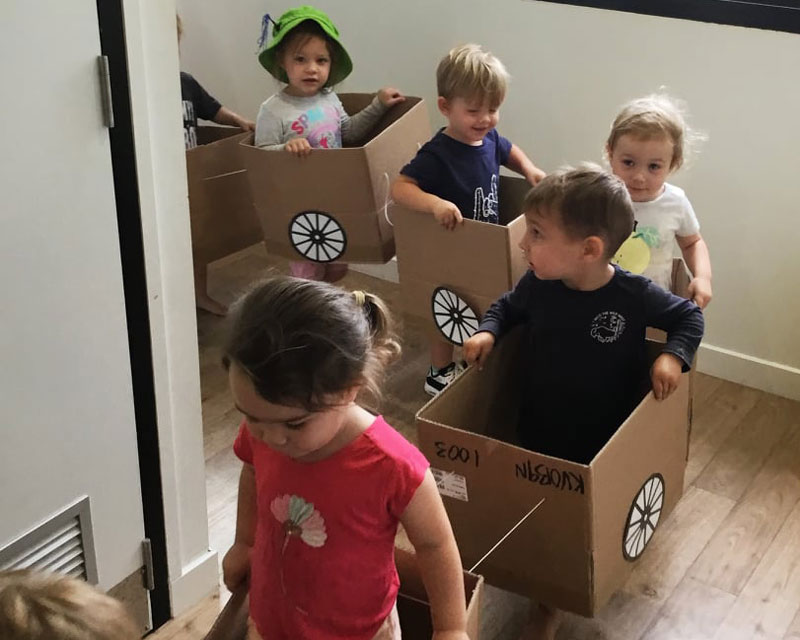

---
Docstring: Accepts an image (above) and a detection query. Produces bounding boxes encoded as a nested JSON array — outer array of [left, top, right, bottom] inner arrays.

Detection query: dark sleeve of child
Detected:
[[644, 281, 705, 369], [180, 71, 222, 121], [476, 271, 537, 340], [399, 142, 445, 194]]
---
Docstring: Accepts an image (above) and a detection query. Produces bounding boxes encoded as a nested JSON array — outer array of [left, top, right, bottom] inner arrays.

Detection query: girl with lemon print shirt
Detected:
[[221, 278, 469, 640], [606, 94, 713, 309]]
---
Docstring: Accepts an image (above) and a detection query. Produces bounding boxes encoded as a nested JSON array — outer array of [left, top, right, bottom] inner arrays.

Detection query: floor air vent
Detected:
[[0, 496, 98, 584]]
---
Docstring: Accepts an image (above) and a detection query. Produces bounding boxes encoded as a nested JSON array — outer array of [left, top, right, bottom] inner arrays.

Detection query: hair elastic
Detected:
[[352, 290, 367, 307]]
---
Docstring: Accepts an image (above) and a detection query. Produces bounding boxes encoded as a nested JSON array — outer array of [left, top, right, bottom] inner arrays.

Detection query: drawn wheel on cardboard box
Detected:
[[289, 211, 347, 263], [431, 287, 480, 346], [622, 473, 664, 561]]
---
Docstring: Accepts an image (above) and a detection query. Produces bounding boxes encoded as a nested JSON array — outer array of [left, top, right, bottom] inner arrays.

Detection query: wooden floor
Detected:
[[151, 244, 800, 640]]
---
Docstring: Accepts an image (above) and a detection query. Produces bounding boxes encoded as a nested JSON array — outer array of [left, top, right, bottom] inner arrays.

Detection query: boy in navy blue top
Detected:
[[464, 164, 703, 640], [391, 44, 546, 396], [466, 165, 703, 464]]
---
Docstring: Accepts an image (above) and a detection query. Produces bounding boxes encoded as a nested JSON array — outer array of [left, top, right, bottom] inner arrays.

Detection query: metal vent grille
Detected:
[[0, 497, 98, 584]]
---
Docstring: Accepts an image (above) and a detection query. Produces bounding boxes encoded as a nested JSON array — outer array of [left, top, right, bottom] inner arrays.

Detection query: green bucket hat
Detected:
[[257, 6, 353, 87]]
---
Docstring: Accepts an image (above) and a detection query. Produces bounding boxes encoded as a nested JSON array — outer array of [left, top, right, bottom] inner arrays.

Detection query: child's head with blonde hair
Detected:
[[606, 93, 703, 172], [0, 570, 139, 640], [436, 43, 509, 109]]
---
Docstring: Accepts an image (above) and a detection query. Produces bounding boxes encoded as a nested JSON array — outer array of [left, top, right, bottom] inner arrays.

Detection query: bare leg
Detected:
[[288, 260, 326, 280], [430, 338, 455, 370], [520, 602, 562, 640], [194, 262, 227, 316]]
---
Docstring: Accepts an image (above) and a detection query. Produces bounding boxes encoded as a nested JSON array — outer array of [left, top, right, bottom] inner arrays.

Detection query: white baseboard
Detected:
[[168, 549, 219, 617], [350, 257, 399, 283], [697, 342, 800, 402]]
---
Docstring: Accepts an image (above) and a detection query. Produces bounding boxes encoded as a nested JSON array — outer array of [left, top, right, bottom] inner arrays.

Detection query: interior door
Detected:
[[0, 0, 151, 632]]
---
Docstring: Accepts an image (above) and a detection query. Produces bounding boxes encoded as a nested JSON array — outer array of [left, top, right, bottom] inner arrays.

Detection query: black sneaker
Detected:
[[424, 362, 457, 396]]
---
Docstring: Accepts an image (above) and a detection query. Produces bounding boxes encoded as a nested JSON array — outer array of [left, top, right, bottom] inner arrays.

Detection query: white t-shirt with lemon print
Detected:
[[613, 183, 700, 291]]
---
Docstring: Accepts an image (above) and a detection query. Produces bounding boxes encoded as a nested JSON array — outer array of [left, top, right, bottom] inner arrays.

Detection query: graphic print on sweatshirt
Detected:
[[290, 104, 342, 149], [590, 311, 626, 344]]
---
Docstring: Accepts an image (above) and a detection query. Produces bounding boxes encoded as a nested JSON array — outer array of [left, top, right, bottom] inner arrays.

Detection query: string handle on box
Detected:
[[468, 497, 546, 573], [381, 172, 394, 227], [382, 142, 423, 227]]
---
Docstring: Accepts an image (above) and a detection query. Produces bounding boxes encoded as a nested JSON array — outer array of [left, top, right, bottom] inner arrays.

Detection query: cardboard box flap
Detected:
[[196, 124, 246, 146], [589, 367, 690, 612], [364, 98, 430, 226], [497, 175, 530, 225], [203, 588, 248, 640], [394, 207, 513, 291], [506, 214, 529, 286], [241, 137, 375, 215], [191, 170, 262, 263], [417, 328, 595, 611], [671, 257, 692, 299], [338, 94, 425, 146], [188, 127, 250, 180], [399, 275, 501, 341], [204, 550, 483, 640]]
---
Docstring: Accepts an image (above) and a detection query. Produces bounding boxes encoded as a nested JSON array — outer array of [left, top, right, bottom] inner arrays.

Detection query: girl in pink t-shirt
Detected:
[[221, 276, 469, 640]]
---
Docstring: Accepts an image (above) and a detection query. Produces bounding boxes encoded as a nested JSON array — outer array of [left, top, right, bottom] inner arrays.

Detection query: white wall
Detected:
[[123, 0, 218, 614], [176, 0, 800, 399]]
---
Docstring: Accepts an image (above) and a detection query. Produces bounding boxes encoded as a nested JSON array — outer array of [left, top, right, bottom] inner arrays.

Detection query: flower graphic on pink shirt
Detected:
[[270, 494, 327, 549]]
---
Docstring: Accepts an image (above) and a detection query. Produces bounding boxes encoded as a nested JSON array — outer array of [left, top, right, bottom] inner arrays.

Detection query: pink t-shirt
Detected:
[[233, 415, 429, 640]]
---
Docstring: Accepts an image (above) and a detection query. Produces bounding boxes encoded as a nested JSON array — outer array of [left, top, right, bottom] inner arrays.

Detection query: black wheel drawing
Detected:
[[431, 287, 480, 346], [622, 473, 665, 561], [289, 211, 346, 263]]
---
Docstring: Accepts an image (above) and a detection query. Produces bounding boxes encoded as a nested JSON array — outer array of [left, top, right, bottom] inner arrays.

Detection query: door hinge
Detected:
[[141, 539, 155, 591], [97, 55, 114, 128]]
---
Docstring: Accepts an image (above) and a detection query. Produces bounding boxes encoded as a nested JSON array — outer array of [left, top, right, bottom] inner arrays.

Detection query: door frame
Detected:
[[96, 0, 171, 629]]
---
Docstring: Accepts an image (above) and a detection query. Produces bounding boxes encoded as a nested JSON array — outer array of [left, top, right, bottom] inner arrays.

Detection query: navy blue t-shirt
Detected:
[[400, 128, 512, 224], [478, 266, 704, 464]]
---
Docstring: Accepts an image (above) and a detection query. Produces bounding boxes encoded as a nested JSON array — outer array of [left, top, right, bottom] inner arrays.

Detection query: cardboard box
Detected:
[[415, 328, 691, 617], [186, 126, 263, 265], [393, 175, 530, 345], [239, 94, 431, 264], [202, 548, 484, 640]]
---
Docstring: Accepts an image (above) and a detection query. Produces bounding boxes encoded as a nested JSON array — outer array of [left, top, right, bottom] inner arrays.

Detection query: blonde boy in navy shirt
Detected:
[[392, 43, 546, 396]]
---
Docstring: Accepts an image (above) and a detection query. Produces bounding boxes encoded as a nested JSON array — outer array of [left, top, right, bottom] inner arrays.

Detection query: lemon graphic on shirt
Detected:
[[613, 225, 659, 274]]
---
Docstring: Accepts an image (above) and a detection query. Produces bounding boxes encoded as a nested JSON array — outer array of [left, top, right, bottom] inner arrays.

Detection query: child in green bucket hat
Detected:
[[253, 6, 405, 281]]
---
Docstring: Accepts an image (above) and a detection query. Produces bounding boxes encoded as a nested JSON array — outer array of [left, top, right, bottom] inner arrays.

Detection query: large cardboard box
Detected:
[[415, 329, 691, 617], [186, 126, 263, 265], [202, 548, 484, 639], [393, 175, 530, 345], [240, 94, 431, 264]]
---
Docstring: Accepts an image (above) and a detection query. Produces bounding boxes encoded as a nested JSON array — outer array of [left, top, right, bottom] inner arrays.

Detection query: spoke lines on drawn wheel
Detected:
[[622, 473, 664, 561], [289, 211, 346, 263], [431, 287, 480, 346]]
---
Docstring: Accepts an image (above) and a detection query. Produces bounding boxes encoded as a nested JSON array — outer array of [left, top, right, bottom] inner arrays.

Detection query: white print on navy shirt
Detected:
[[474, 174, 499, 223], [590, 311, 626, 343]]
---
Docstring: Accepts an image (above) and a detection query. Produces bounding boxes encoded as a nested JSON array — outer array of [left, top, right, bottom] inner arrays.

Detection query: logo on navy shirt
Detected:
[[590, 311, 626, 343], [473, 174, 499, 224]]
